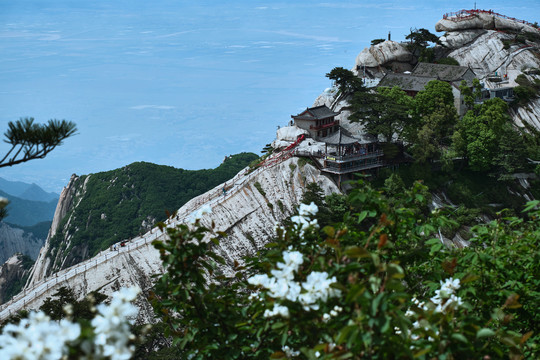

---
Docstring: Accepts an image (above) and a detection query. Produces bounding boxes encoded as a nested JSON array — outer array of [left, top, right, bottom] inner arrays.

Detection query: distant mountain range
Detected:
[[0, 177, 59, 203], [0, 177, 59, 227], [0, 189, 57, 227], [0, 178, 56, 271]]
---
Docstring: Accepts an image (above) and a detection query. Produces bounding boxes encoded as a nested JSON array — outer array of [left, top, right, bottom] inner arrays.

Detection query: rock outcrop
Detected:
[[439, 29, 487, 49], [355, 40, 413, 73], [447, 31, 539, 78], [0, 223, 44, 264], [0, 254, 33, 304], [435, 11, 540, 34], [511, 98, 540, 131], [443, 30, 540, 131], [25, 175, 82, 288]]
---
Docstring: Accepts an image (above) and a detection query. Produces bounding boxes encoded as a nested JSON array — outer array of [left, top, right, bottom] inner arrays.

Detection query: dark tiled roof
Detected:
[[411, 63, 474, 82], [378, 73, 435, 92], [324, 127, 364, 145], [292, 105, 339, 120]]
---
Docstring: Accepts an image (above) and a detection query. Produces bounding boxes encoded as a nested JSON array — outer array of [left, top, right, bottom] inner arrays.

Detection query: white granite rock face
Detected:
[[2, 158, 339, 321], [439, 30, 486, 49], [448, 31, 539, 78], [0, 254, 32, 304], [355, 40, 412, 68], [435, 13, 492, 32], [436, 12, 539, 34], [25, 175, 82, 288], [511, 98, 540, 131], [445, 30, 540, 131], [0, 223, 44, 264], [272, 126, 309, 148]]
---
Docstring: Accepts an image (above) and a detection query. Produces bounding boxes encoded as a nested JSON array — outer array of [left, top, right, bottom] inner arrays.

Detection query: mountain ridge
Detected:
[[0, 177, 59, 202], [0, 189, 57, 227]]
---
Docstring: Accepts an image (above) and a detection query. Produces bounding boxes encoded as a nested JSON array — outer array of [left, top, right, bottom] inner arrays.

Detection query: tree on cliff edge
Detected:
[[0, 117, 77, 220], [0, 117, 77, 169]]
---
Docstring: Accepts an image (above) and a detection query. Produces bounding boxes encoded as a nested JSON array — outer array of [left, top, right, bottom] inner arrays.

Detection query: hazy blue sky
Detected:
[[1, 0, 539, 192]]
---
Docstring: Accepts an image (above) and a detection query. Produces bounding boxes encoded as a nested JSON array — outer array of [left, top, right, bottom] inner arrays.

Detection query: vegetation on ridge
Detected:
[[45, 152, 258, 272]]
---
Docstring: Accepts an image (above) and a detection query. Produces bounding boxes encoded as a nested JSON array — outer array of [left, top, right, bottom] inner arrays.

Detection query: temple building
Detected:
[[290, 105, 384, 178], [291, 105, 340, 139], [321, 128, 383, 175]]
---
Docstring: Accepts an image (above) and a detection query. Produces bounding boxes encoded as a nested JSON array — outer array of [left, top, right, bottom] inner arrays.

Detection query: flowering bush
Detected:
[[149, 180, 539, 359], [0, 287, 140, 360]]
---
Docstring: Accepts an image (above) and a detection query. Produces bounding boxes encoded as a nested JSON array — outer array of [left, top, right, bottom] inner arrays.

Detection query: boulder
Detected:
[[355, 40, 412, 68], [435, 13, 494, 32], [436, 12, 540, 34], [272, 126, 309, 149], [439, 29, 486, 49], [494, 17, 539, 33]]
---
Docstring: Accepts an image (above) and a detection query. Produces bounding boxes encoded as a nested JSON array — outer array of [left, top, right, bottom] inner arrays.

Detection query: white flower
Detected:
[[299, 202, 319, 217], [90, 286, 140, 359], [0, 310, 81, 360], [247, 274, 272, 288], [282, 345, 300, 358], [264, 303, 290, 318], [291, 203, 319, 236], [299, 272, 340, 310], [248, 250, 339, 313], [430, 278, 463, 313], [281, 251, 304, 271]]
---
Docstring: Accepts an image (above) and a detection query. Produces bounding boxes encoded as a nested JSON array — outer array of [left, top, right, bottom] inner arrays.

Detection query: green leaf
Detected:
[[451, 333, 468, 343], [271, 321, 287, 330], [522, 200, 539, 213], [413, 348, 431, 358], [476, 328, 496, 339], [357, 210, 368, 223], [345, 246, 370, 258], [323, 226, 335, 237]]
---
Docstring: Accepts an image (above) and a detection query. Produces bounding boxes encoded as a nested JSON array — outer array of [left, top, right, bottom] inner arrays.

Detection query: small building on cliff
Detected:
[[291, 105, 340, 139], [291, 105, 383, 178]]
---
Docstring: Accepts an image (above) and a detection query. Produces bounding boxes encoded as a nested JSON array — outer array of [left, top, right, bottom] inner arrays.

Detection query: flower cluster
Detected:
[[430, 277, 463, 313], [290, 202, 319, 236], [264, 303, 290, 318], [282, 345, 300, 358], [0, 311, 80, 359], [322, 305, 343, 322], [0, 286, 140, 360], [90, 286, 140, 359], [248, 250, 340, 315]]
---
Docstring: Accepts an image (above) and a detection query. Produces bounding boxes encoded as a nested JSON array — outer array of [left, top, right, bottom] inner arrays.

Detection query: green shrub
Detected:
[[277, 200, 285, 213], [254, 181, 266, 197], [149, 181, 540, 359]]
